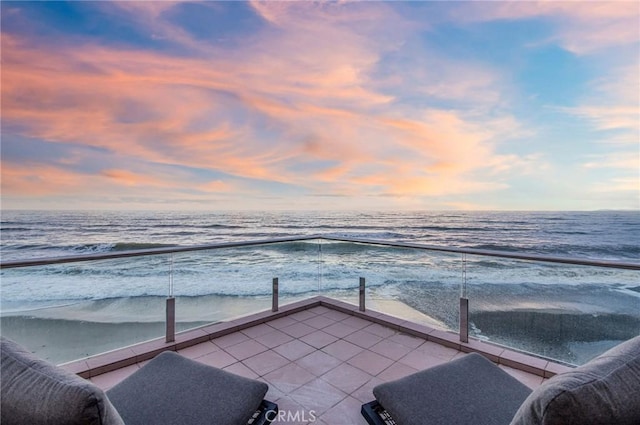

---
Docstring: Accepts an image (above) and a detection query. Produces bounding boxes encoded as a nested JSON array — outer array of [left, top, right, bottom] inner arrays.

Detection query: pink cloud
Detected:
[[450, 1, 639, 54], [559, 65, 639, 144], [101, 169, 172, 188], [1, 2, 537, 207], [1, 164, 92, 197]]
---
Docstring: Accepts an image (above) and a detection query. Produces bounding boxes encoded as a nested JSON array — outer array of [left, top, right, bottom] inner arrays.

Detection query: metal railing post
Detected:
[[459, 297, 469, 343], [359, 277, 366, 312], [459, 253, 469, 343], [166, 297, 175, 343], [272, 277, 279, 312], [166, 254, 176, 343]]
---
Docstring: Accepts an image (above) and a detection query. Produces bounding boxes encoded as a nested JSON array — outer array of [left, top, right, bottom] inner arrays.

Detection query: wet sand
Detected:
[[2, 284, 638, 365], [396, 281, 640, 364], [0, 316, 205, 364], [0, 292, 440, 364], [1, 294, 278, 363]]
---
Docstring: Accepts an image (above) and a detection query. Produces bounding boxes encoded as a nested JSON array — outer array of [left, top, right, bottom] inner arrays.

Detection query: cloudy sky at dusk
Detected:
[[1, 1, 638, 211]]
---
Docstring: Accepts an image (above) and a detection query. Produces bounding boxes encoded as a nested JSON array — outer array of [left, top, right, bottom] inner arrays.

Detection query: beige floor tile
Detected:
[[321, 339, 364, 361], [243, 350, 290, 376], [320, 363, 373, 394], [254, 329, 294, 349], [266, 316, 298, 329], [319, 395, 370, 425], [273, 339, 316, 361], [81, 300, 555, 420], [240, 323, 276, 339], [369, 339, 413, 361], [323, 322, 359, 338], [414, 340, 459, 360], [308, 306, 331, 315], [288, 310, 318, 322], [263, 363, 317, 394], [347, 350, 394, 375], [225, 339, 268, 361], [196, 349, 237, 369], [341, 316, 373, 330], [223, 361, 260, 380], [299, 329, 338, 349], [350, 376, 383, 404], [289, 377, 347, 415], [397, 348, 449, 370], [376, 361, 418, 381], [344, 329, 384, 349], [362, 323, 396, 338], [302, 315, 336, 330], [281, 322, 317, 338], [90, 364, 139, 390], [211, 332, 250, 349], [296, 350, 342, 377], [321, 310, 352, 321], [176, 341, 219, 359], [387, 332, 426, 349], [270, 396, 313, 425]]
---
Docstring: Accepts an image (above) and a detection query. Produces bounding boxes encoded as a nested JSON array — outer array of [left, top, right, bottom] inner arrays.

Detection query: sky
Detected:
[[1, 1, 638, 211]]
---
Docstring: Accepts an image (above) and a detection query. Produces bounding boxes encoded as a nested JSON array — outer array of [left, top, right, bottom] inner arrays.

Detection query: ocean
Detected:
[[3, 210, 640, 261], [1, 210, 639, 364]]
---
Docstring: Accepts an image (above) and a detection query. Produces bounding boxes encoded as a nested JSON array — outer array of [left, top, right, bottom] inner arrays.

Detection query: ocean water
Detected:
[[2, 210, 640, 261], [1, 210, 639, 364]]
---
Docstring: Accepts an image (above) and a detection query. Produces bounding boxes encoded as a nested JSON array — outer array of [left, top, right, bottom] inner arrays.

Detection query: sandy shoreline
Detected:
[[2, 287, 637, 365], [0, 316, 210, 364], [0, 293, 441, 364]]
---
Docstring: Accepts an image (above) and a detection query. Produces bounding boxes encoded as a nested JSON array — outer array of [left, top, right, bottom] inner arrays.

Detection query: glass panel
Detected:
[[466, 255, 640, 365], [272, 239, 323, 306], [0, 255, 170, 364], [172, 240, 321, 331], [319, 241, 461, 332]]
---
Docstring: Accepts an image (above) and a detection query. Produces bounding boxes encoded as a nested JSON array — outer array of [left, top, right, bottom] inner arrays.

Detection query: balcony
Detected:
[[1, 236, 638, 423]]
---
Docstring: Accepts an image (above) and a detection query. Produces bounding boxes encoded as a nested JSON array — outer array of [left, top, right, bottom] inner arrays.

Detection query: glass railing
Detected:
[[0, 255, 172, 364], [1, 236, 638, 366], [465, 255, 639, 364], [319, 241, 461, 331], [170, 241, 322, 332]]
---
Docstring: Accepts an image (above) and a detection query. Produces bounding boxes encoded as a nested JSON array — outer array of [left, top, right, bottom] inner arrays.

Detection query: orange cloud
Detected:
[[2, 31, 519, 202], [101, 169, 167, 187], [197, 180, 233, 193], [1, 164, 91, 197], [1, 2, 550, 208]]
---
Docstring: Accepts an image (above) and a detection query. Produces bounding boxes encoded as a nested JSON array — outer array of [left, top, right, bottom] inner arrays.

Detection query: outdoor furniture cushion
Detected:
[[106, 350, 269, 425], [373, 352, 532, 425], [510, 335, 640, 425], [0, 336, 124, 425]]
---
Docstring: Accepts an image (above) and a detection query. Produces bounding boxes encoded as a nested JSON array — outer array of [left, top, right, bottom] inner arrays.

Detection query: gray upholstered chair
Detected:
[[1, 337, 277, 425], [362, 336, 640, 425]]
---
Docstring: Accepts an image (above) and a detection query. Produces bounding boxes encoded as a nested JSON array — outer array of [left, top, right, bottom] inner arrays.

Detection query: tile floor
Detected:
[[91, 305, 545, 425]]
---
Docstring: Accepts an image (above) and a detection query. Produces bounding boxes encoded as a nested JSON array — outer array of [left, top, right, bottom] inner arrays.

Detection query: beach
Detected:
[[0, 292, 447, 364], [2, 283, 637, 365], [1, 210, 638, 365]]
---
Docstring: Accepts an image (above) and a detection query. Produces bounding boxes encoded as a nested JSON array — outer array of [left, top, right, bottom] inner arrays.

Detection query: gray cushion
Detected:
[[0, 337, 124, 425], [106, 350, 268, 425], [374, 353, 532, 425], [510, 336, 640, 425]]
